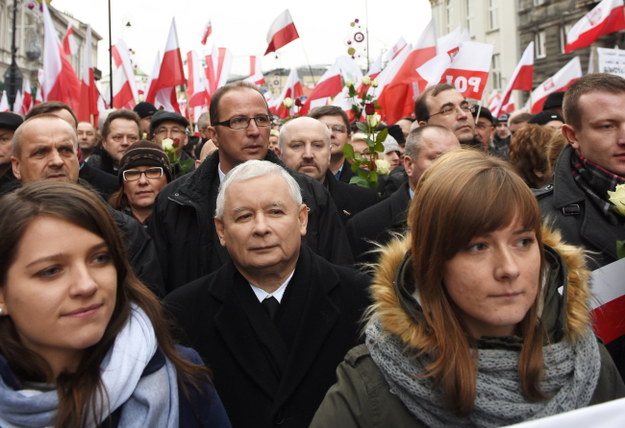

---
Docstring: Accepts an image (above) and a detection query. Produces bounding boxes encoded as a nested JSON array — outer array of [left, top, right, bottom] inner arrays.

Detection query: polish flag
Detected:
[[565, 0, 625, 53], [376, 20, 437, 124], [269, 68, 303, 118], [299, 57, 359, 115], [265, 9, 300, 55], [204, 47, 232, 95], [12, 90, 23, 114], [0, 91, 8, 112], [492, 42, 534, 117], [527, 56, 581, 113], [34, 70, 43, 106], [111, 39, 139, 109], [386, 36, 408, 62], [146, 18, 185, 113], [244, 56, 266, 85], [21, 78, 33, 115], [589, 258, 625, 344], [146, 52, 179, 113], [200, 19, 212, 45], [62, 24, 77, 56], [77, 26, 99, 124], [366, 52, 384, 80], [186, 50, 210, 121], [41, 1, 80, 112]]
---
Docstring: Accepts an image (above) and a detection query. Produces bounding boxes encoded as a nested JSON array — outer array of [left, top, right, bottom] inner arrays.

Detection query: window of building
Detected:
[[465, 0, 472, 35], [488, 0, 498, 30], [492, 53, 502, 90], [446, 0, 454, 33], [535, 31, 547, 59], [559, 24, 573, 53]]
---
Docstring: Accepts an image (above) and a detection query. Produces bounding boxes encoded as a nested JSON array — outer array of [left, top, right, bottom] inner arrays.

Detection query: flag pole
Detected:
[[299, 39, 317, 86], [108, 0, 113, 107]]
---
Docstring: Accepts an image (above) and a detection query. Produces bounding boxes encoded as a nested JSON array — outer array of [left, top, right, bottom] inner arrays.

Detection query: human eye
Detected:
[[440, 106, 454, 115], [460, 103, 472, 112], [60, 146, 75, 154], [35, 265, 63, 279], [91, 250, 112, 266], [234, 212, 252, 222], [313, 141, 326, 149], [230, 116, 249, 127], [268, 208, 285, 216], [290, 142, 304, 150], [31, 148, 47, 157], [254, 115, 271, 126], [516, 235, 536, 249], [127, 135, 139, 142], [465, 241, 488, 253]]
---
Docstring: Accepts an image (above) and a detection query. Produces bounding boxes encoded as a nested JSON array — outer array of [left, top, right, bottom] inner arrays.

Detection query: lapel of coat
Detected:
[[273, 247, 341, 407], [212, 263, 287, 397]]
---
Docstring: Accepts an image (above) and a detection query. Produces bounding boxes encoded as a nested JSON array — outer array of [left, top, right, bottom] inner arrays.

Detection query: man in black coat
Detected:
[[149, 82, 352, 292], [536, 74, 625, 378], [347, 125, 459, 264], [277, 116, 379, 224], [165, 160, 370, 428]]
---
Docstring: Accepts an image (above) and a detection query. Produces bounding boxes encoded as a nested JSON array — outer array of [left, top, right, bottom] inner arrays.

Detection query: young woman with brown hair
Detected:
[[0, 181, 230, 427], [311, 149, 624, 427]]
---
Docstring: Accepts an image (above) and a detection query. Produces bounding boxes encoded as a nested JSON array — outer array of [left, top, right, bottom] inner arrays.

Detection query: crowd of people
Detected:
[[0, 72, 624, 427]]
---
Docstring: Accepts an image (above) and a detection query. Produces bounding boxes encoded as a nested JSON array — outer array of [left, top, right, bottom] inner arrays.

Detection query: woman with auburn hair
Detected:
[[0, 181, 230, 427], [311, 149, 624, 427], [508, 123, 554, 189]]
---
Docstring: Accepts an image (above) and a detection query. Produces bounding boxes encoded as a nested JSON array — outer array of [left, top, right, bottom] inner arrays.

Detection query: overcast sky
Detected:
[[52, 0, 432, 77]]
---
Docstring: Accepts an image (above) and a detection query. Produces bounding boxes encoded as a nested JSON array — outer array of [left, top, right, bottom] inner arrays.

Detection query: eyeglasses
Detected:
[[122, 167, 164, 182], [110, 134, 140, 143], [326, 124, 347, 134], [155, 127, 186, 137], [429, 103, 475, 119], [214, 114, 273, 130]]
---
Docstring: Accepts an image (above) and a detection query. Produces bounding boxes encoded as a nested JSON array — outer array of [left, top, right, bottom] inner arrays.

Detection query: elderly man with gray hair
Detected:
[[278, 117, 378, 224], [165, 159, 370, 428]]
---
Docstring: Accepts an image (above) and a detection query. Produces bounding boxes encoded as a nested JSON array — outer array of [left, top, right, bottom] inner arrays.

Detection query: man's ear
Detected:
[[298, 204, 309, 236], [560, 124, 578, 149], [11, 156, 21, 180], [207, 126, 219, 148], [214, 216, 227, 247], [418, 120, 428, 127], [0, 288, 9, 317]]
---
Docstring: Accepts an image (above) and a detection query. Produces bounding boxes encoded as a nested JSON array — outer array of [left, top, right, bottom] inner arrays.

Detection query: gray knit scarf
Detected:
[[366, 318, 600, 427], [0, 305, 179, 428]]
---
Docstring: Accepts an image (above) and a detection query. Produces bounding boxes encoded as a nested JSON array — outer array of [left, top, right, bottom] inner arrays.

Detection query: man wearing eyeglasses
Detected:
[[150, 110, 192, 158], [150, 81, 353, 292], [471, 105, 495, 151], [88, 109, 141, 176], [414, 83, 479, 147]]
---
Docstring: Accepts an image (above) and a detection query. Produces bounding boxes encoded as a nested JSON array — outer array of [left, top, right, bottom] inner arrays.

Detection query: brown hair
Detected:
[[209, 81, 268, 126], [308, 105, 351, 134], [101, 109, 141, 139], [547, 129, 569, 172], [563, 73, 625, 129], [414, 83, 455, 122], [508, 124, 554, 188], [24, 101, 78, 128], [0, 182, 210, 427], [406, 149, 546, 416]]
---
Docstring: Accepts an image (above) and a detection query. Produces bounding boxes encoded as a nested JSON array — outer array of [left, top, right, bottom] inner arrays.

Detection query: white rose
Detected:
[[375, 159, 391, 175], [367, 113, 381, 128], [283, 97, 294, 109], [161, 138, 174, 151], [608, 183, 625, 216], [361, 76, 371, 86], [371, 79, 379, 88], [344, 78, 353, 88]]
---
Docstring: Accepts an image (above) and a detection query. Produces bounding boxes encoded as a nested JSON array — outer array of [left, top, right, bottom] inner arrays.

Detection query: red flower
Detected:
[[173, 138, 180, 147], [365, 103, 375, 115], [295, 97, 302, 107]]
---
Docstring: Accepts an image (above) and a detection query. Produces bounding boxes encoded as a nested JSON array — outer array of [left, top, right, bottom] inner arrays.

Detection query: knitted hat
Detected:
[[118, 140, 172, 184], [0, 112, 23, 131], [133, 102, 157, 119], [149, 110, 189, 136], [528, 110, 564, 126], [383, 135, 401, 154]]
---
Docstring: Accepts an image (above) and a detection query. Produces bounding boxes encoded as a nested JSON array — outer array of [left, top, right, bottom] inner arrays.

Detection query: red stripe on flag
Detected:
[[265, 23, 299, 55], [591, 293, 625, 344], [565, 5, 625, 53]]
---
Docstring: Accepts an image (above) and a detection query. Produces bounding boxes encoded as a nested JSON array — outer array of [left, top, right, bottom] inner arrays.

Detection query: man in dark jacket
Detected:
[[277, 116, 378, 224], [165, 160, 370, 428], [149, 82, 352, 292], [537, 73, 625, 378], [10, 114, 164, 297], [347, 125, 459, 264]]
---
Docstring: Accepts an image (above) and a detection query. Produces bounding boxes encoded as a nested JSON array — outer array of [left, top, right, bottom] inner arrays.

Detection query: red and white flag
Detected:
[[486, 90, 502, 113], [565, 0, 625, 53], [269, 68, 303, 118], [200, 19, 212, 45], [111, 39, 139, 109], [62, 24, 77, 56], [366, 52, 384, 80], [12, 90, 23, 114], [385, 36, 408, 62], [265, 9, 300, 55], [527, 56, 581, 113], [186, 50, 210, 122], [244, 56, 266, 85], [376, 20, 437, 124], [77, 26, 99, 124], [299, 57, 355, 115], [492, 42, 534, 117], [204, 47, 232, 95], [146, 18, 185, 113], [589, 258, 625, 344], [41, 1, 80, 112], [0, 91, 8, 112], [21, 78, 33, 115]]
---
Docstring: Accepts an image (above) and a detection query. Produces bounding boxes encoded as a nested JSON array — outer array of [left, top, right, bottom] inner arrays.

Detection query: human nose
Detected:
[[69, 263, 98, 297], [252, 213, 270, 235], [137, 172, 149, 184], [246, 118, 261, 136], [303, 143, 313, 158], [494, 247, 521, 281], [48, 149, 64, 166]]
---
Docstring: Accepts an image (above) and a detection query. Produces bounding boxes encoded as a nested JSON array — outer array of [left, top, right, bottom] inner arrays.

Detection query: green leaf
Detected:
[[374, 141, 385, 153], [356, 122, 368, 133], [343, 143, 355, 160], [375, 128, 389, 144], [617, 240, 625, 259], [349, 176, 369, 188]]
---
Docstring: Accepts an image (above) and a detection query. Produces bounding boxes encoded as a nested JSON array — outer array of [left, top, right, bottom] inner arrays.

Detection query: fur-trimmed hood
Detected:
[[368, 226, 592, 347]]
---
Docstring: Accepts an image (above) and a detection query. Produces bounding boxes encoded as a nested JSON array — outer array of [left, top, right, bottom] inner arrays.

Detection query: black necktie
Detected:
[[262, 296, 280, 321]]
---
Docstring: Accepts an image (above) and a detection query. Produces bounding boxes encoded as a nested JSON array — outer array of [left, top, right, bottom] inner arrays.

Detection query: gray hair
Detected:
[[13, 114, 77, 158], [197, 111, 211, 130], [278, 117, 331, 151], [405, 124, 453, 160], [215, 160, 303, 219]]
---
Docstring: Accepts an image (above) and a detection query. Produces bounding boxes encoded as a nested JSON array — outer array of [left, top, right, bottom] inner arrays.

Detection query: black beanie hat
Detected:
[[118, 140, 172, 184]]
